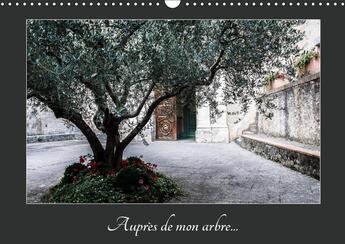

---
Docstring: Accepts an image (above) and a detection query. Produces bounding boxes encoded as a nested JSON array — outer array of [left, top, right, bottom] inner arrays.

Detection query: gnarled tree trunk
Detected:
[[104, 124, 124, 171], [114, 146, 124, 171], [64, 112, 106, 164]]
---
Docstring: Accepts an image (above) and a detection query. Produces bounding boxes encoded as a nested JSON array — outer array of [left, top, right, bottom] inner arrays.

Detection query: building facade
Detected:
[[27, 20, 320, 147]]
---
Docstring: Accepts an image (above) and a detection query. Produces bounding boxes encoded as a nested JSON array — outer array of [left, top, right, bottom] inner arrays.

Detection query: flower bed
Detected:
[[47, 155, 183, 203]]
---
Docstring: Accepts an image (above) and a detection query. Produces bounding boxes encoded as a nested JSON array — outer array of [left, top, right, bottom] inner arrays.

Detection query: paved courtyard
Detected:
[[26, 140, 320, 204]]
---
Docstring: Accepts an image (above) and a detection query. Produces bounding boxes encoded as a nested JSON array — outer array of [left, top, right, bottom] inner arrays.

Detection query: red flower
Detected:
[[151, 174, 158, 181], [87, 161, 97, 169], [138, 179, 144, 185], [79, 156, 85, 163], [120, 160, 128, 168]]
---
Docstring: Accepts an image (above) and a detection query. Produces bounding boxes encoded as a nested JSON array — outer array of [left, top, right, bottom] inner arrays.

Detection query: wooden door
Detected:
[[155, 96, 177, 140]]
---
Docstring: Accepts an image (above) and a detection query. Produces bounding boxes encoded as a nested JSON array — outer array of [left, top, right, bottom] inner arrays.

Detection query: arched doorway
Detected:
[[155, 92, 196, 141], [176, 97, 196, 140]]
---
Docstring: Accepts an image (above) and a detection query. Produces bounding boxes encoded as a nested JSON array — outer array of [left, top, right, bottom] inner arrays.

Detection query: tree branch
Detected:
[[78, 75, 108, 113], [121, 82, 155, 120], [31, 91, 106, 161], [26, 91, 48, 104], [68, 112, 105, 162], [196, 49, 225, 86], [120, 82, 130, 105], [119, 78, 151, 106], [115, 22, 146, 50], [27, 92, 35, 99], [120, 85, 185, 147], [105, 80, 121, 107], [119, 49, 224, 147], [46, 50, 62, 66], [209, 49, 225, 80]]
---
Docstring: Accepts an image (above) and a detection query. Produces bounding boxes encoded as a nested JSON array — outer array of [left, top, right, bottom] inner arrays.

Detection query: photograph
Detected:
[[26, 19, 320, 204]]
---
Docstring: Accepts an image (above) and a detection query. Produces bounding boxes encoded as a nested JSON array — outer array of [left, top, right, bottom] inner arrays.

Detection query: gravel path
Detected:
[[26, 140, 320, 204]]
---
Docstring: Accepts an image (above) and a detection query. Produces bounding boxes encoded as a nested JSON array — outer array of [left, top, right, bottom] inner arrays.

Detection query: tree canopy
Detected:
[[27, 19, 304, 169]]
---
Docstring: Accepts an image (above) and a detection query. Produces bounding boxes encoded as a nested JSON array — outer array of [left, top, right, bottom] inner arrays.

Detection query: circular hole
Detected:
[[165, 0, 181, 8]]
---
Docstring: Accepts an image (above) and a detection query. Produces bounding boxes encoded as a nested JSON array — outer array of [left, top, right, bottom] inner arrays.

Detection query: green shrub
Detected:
[[115, 157, 156, 193], [61, 163, 87, 184], [264, 72, 277, 85], [47, 156, 183, 203], [115, 165, 152, 193], [149, 173, 183, 202], [294, 50, 319, 71], [127, 156, 143, 164], [49, 174, 126, 203]]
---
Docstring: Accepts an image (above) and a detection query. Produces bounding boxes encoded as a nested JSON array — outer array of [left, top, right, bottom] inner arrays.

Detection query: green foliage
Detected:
[[27, 20, 304, 163], [48, 174, 126, 203], [149, 173, 183, 202], [61, 163, 87, 184], [47, 157, 183, 203], [294, 50, 319, 71], [115, 165, 152, 193], [115, 156, 157, 193], [264, 72, 277, 85], [127, 156, 143, 163], [27, 20, 304, 130]]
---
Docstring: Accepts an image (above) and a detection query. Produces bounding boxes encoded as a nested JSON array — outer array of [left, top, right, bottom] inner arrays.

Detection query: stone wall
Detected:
[[226, 103, 256, 141], [195, 102, 229, 143], [195, 77, 230, 143], [27, 73, 320, 146], [257, 73, 320, 146], [26, 100, 80, 136], [238, 135, 320, 179], [26, 99, 153, 143]]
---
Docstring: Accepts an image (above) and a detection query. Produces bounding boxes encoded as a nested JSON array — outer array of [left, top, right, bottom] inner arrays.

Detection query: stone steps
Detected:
[[236, 133, 320, 180], [248, 123, 258, 133], [241, 123, 258, 136]]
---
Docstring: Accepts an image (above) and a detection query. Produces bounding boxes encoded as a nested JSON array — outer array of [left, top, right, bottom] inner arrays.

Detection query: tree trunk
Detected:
[[69, 114, 105, 163], [35, 99, 106, 164], [104, 124, 123, 171], [86, 133, 106, 163], [105, 132, 116, 168], [114, 146, 124, 171]]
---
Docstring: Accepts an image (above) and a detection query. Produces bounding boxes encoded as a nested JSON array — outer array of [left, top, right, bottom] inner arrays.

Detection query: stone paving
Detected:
[[26, 140, 320, 204]]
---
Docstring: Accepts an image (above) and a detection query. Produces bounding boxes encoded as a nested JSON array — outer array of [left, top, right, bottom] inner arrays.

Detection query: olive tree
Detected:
[[27, 20, 303, 170]]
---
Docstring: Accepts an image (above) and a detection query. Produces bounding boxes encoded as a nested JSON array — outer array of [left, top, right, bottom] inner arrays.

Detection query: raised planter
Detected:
[[237, 134, 320, 180], [266, 72, 289, 91], [295, 50, 320, 77]]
